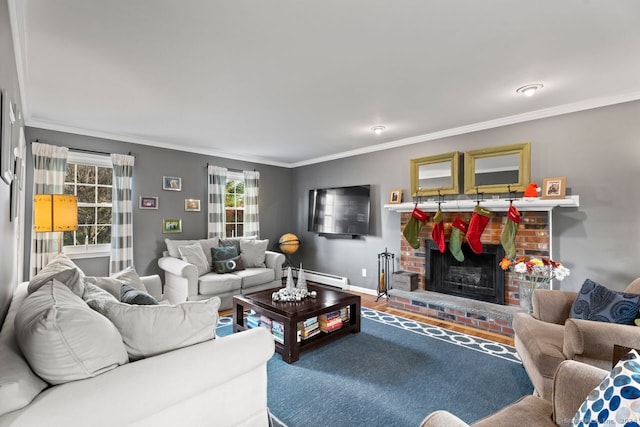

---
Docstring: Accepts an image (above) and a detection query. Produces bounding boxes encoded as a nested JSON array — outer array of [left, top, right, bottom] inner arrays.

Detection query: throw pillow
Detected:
[[197, 237, 220, 269], [571, 349, 640, 426], [570, 279, 640, 325], [120, 284, 159, 305], [27, 253, 85, 297], [111, 265, 148, 293], [211, 246, 244, 273], [164, 238, 197, 258], [82, 282, 119, 303], [82, 266, 147, 298], [219, 236, 255, 254], [240, 239, 269, 268], [178, 243, 210, 276], [86, 296, 221, 360], [0, 283, 47, 417], [14, 280, 128, 385]]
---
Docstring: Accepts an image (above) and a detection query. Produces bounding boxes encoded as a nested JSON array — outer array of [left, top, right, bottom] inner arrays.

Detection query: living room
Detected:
[[2, 1, 640, 426]]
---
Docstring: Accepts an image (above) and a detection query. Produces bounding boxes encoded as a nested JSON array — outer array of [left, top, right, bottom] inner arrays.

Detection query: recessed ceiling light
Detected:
[[516, 84, 544, 97], [371, 126, 386, 135]]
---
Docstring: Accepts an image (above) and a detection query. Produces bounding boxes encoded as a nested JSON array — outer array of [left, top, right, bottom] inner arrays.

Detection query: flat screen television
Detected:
[[308, 185, 371, 236]]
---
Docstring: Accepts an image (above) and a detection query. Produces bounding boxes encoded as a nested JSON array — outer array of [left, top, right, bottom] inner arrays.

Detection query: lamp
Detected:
[[371, 126, 386, 135], [34, 194, 78, 253]]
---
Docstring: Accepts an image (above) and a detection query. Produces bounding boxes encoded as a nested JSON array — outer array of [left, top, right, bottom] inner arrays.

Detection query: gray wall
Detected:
[[292, 100, 640, 293], [23, 128, 292, 278], [0, 0, 24, 322]]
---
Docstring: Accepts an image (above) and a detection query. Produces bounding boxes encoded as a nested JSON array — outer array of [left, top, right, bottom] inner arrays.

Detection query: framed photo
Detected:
[[389, 189, 402, 204], [1, 89, 15, 185], [139, 196, 158, 209], [541, 177, 566, 199], [162, 176, 182, 191], [184, 198, 201, 212], [162, 218, 182, 234]]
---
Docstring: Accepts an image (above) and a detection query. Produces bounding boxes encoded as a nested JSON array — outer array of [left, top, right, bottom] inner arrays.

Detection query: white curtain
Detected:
[[207, 165, 227, 238], [110, 153, 135, 274], [30, 142, 69, 276], [243, 170, 260, 237]]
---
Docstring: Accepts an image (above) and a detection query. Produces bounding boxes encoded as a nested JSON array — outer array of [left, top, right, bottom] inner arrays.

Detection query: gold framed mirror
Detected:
[[463, 142, 531, 194], [410, 151, 460, 198]]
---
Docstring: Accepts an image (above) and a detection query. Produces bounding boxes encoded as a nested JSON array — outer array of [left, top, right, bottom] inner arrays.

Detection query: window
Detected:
[[63, 152, 112, 255], [225, 172, 244, 237]]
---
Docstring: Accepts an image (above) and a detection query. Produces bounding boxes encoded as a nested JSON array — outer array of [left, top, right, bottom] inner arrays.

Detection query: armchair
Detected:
[[420, 360, 608, 427], [512, 278, 640, 401]]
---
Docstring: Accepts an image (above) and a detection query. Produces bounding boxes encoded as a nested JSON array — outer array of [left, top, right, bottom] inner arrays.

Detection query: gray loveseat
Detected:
[[158, 237, 285, 310]]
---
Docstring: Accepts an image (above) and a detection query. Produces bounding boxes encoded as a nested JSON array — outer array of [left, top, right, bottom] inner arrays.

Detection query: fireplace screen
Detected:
[[425, 241, 505, 305]]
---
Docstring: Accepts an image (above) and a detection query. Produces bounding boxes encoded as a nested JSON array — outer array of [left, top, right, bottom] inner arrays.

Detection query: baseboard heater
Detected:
[[292, 268, 349, 289]]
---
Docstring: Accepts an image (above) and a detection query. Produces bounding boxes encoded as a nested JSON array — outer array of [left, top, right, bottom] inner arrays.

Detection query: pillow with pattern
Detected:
[[211, 247, 244, 274], [570, 279, 640, 325], [571, 349, 640, 426]]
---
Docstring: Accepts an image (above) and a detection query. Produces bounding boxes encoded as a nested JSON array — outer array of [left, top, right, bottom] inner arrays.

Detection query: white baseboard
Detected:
[[291, 268, 378, 296], [295, 269, 349, 289]]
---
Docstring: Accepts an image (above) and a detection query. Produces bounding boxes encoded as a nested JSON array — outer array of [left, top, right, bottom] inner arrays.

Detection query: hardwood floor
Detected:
[[221, 287, 514, 346]]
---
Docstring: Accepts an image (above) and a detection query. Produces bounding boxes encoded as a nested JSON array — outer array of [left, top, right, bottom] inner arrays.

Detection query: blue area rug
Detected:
[[217, 308, 532, 427]]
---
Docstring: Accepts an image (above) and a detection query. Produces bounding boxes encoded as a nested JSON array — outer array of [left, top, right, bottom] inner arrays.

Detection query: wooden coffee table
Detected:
[[233, 284, 361, 363]]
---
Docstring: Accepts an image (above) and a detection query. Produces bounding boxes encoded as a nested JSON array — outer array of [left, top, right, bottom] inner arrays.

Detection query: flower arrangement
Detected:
[[500, 256, 570, 312]]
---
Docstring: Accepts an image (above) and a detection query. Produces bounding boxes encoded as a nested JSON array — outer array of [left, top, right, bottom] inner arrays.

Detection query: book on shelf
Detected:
[[271, 320, 284, 344], [259, 315, 272, 330], [245, 310, 260, 329]]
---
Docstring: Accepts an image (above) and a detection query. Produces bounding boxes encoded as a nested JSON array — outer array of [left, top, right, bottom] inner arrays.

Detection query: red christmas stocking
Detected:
[[431, 209, 446, 253], [467, 205, 493, 254]]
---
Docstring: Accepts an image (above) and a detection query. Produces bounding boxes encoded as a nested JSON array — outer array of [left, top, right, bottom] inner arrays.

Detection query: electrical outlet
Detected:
[[361, 268, 367, 277]]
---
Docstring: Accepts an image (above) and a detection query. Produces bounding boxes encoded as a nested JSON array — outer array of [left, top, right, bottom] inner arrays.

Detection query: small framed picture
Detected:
[[389, 189, 402, 204], [139, 196, 158, 209], [162, 218, 182, 234], [162, 176, 182, 191], [184, 198, 201, 212], [541, 177, 566, 199]]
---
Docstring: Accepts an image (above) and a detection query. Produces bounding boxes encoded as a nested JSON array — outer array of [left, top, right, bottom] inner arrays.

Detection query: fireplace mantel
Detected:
[[384, 195, 579, 213]]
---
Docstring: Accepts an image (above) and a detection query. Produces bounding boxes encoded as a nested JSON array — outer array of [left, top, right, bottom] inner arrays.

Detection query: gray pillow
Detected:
[[178, 243, 210, 276], [87, 296, 221, 360], [15, 280, 128, 384], [240, 239, 269, 268], [164, 238, 197, 258], [197, 237, 220, 269], [111, 266, 148, 293], [220, 236, 255, 254], [120, 284, 159, 305], [27, 253, 85, 297]]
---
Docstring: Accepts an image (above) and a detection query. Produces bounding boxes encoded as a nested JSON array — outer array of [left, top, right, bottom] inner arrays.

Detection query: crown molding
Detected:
[[292, 92, 640, 168]]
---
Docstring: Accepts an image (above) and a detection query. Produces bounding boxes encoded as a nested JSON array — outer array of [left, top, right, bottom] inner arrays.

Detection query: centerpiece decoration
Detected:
[[499, 256, 570, 313], [272, 265, 316, 302]]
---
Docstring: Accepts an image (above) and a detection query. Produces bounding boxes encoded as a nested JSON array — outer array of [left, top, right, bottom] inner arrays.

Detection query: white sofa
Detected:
[[158, 237, 285, 310], [0, 269, 275, 426]]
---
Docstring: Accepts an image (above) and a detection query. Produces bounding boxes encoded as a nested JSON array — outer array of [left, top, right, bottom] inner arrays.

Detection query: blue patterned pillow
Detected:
[[572, 349, 640, 426], [570, 279, 640, 325]]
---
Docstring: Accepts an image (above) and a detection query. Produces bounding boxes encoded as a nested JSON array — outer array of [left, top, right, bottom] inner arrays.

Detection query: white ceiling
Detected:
[[9, 0, 640, 167]]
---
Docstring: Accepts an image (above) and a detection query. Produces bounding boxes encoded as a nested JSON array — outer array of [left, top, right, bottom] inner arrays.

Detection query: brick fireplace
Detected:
[[388, 209, 550, 336]]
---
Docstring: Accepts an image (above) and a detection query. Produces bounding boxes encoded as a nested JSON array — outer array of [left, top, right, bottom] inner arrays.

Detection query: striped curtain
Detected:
[[243, 170, 260, 237], [207, 165, 227, 238], [110, 153, 135, 274], [30, 142, 69, 277]]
